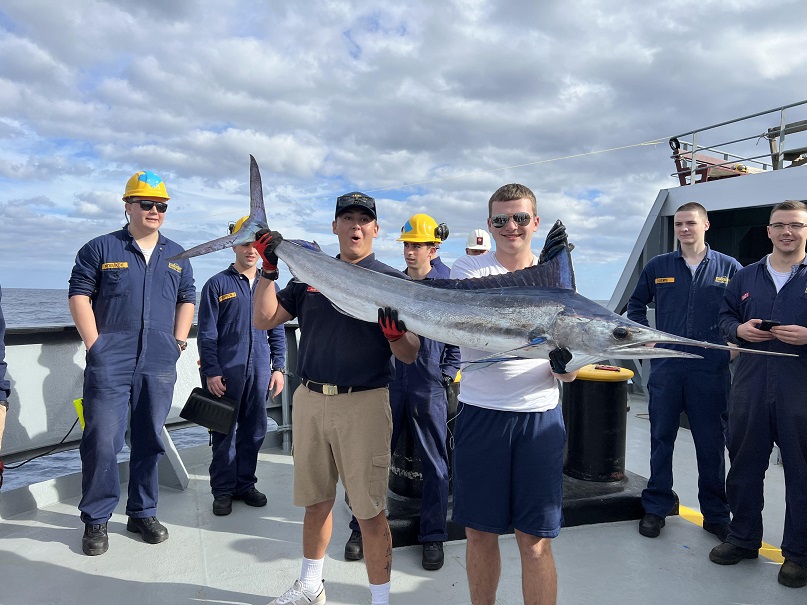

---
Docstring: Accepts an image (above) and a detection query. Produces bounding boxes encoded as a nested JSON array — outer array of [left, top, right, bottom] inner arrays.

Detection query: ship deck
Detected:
[[0, 393, 801, 605]]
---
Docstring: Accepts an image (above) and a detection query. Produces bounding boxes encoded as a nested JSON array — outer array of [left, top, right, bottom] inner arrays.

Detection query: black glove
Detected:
[[548, 347, 573, 374], [378, 307, 407, 342], [539, 220, 568, 264], [254, 229, 283, 278]]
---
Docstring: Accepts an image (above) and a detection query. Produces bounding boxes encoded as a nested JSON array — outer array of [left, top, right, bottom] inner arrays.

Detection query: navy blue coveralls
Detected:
[[0, 284, 9, 402], [719, 257, 807, 565], [69, 228, 195, 524], [627, 246, 741, 523], [430, 256, 450, 278], [198, 265, 286, 498], [349, 264, 461, 542]]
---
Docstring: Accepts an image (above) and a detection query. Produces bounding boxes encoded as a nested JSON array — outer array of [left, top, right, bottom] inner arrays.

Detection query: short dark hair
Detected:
[[675, 201, 708, 220], [770, 199, 807, 220], [488, 183, 537, 216]]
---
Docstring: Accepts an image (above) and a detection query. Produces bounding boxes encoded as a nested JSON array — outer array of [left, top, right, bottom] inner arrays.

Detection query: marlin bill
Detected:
[[170, 155, 796, 373]]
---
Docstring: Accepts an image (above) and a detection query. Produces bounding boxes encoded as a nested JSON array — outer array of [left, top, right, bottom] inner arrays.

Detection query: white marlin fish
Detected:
[[171, 155, 795, 372]]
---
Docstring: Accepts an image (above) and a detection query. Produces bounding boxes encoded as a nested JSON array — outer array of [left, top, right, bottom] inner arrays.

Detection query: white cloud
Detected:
[[2, 0, 807, 301]]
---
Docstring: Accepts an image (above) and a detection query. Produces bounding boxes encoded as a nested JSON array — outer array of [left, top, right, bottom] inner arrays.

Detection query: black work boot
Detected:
[[709, 542, 758, 565], [213, 494, 233, 516], [422, 541, 445, 571], [344, 529, 363, 561], [778, 559, 807, 588], [638, 513, 665, 538], [233, 487, 267, 507], [82, 522, 109, 556], [126, 516, 169, 544], [702, 521, 729, 542]]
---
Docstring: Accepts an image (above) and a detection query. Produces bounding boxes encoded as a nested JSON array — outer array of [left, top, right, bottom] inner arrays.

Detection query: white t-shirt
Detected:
[[450, 253, 559, 413], [141, 245, 155, 265], [766, 254, 795, 293]]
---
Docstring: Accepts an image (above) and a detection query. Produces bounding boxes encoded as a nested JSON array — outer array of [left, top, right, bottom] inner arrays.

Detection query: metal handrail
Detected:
[[670, 100, 807, 182]]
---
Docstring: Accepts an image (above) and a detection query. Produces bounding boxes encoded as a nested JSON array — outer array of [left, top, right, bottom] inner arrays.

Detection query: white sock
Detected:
[[370, 581, 391, 605], [300, 557, 324, 595]]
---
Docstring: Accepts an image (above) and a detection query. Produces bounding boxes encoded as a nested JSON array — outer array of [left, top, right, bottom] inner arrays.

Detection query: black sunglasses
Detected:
[[130, 200, 168, 213], [490, 212, 532, 228]]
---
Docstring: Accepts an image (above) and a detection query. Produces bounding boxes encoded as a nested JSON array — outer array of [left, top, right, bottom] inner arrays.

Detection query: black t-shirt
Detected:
[[277, 253, 407, 387]]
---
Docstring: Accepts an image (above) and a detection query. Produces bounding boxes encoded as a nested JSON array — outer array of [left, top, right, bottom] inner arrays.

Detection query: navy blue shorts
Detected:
[[451, 401, 565, 537]]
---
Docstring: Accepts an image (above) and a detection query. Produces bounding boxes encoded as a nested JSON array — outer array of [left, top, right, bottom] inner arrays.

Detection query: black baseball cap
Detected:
[[335, 191, 377, 219]]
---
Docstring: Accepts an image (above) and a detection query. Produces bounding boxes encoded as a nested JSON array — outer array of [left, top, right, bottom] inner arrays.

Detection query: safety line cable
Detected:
[[3, 417, 79, 471]]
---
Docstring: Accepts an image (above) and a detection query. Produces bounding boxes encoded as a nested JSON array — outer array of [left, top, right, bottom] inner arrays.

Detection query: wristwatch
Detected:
[[175, 339, 188, 351], [261, 267, 279, 280], [272, 368, 285, 374]]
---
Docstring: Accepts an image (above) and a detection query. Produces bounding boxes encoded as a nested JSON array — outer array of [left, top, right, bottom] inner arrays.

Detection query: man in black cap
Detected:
[[253, 192, 419, 605]]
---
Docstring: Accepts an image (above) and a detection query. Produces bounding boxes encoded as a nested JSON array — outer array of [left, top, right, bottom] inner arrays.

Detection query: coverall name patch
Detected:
[[219, 292, 236, 302], [655, 277, 674, 284], [168, 262, 183, 273], [101, 262, 128, 270], [714, 276, 730, 284]]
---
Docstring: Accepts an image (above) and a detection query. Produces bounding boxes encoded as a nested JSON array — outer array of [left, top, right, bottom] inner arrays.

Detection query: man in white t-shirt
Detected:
[[449, 183, 577, 605]]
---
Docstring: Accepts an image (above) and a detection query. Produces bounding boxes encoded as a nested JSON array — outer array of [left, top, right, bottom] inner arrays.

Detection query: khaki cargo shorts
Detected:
[[291, 384, 392, 519]]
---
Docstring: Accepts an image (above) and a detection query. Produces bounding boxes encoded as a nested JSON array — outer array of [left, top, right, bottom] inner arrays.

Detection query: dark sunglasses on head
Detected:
[[130, 200, 168, 213], [490, 212, 532, 228]]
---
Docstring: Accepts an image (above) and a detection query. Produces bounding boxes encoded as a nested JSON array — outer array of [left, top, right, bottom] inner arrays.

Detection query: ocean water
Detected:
[[1, 288, 201, 329], [2, 288, 73, 329]]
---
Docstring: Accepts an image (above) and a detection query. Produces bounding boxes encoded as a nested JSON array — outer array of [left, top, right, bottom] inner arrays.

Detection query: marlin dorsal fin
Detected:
[[422, 247, 576, 292]]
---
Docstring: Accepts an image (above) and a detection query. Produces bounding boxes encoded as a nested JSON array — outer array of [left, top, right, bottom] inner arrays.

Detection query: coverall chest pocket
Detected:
[[162, 268, 181, 302], [653, 281, 677, 308], [101, 268, 129, 298]]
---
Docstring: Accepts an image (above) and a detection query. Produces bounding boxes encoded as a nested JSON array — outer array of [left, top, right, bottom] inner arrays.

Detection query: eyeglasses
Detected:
[[490, 212, 533, 228], [129, 200, 168, 213], [768, 222, 806, 231]]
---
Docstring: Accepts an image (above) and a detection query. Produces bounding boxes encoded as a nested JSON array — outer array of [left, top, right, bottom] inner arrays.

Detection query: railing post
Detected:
[[777, 109, 788, 170]]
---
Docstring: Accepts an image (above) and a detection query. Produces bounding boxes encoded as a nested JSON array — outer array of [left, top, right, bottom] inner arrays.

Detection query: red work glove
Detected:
[[378, 306, 407, 342], [253, 229, 283, 268], [254, 229, 283, 279]]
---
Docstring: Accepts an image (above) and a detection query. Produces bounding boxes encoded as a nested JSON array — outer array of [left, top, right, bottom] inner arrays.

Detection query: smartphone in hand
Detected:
[[756, 320, 781, 331]]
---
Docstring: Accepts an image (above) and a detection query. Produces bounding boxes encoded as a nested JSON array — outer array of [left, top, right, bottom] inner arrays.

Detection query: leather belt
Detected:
[[302, 380, 377, 396]]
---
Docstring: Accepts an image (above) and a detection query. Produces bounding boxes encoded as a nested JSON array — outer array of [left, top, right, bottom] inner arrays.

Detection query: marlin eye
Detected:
[[613, 327, 629, 340]]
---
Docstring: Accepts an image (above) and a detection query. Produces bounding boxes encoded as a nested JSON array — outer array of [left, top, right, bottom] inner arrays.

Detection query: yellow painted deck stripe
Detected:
[[678, 505, 784, 563]]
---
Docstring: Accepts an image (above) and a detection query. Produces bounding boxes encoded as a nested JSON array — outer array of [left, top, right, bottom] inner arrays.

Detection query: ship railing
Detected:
[[670, 99, 807, 186]]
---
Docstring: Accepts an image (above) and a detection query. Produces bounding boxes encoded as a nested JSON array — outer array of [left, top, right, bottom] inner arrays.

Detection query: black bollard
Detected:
[[562, 365, 633, 482]]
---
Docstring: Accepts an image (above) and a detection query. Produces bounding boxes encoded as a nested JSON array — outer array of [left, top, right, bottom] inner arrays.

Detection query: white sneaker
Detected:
[[268, 579, 326, 604]]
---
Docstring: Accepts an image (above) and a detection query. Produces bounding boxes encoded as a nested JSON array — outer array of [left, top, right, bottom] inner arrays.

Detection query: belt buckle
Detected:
[[322, 383, 339, 396]]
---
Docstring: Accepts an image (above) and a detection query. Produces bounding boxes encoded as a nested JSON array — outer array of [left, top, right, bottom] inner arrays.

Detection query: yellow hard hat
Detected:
[[122, 170, 170, 201], [229, 216, 250, 235], [397, 213, 449, 243]]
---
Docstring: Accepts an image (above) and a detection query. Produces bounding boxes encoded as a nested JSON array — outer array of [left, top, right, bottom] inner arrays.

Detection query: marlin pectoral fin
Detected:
[[565, 354, 607, 373]]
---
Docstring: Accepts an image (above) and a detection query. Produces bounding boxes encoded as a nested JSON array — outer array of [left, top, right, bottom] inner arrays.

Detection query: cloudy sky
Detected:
[[2, 0, 806, 300]]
